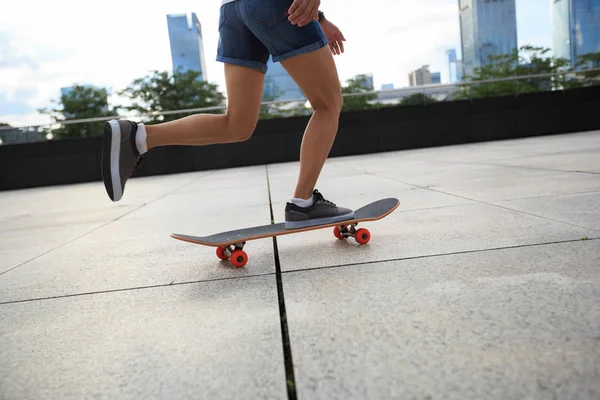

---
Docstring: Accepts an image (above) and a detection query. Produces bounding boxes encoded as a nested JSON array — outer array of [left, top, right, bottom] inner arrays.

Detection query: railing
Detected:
[[1, 67, 599, 144]]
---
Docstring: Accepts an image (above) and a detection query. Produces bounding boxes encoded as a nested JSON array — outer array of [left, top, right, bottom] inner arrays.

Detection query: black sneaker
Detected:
[[284, 189, 355, 229], [101, 119, 143, 202]]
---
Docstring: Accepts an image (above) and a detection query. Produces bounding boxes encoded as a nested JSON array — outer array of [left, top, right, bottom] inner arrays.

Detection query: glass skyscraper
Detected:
[[553, 0, 600, 69], [459, 0, 518, 77], [167, 13, 208, 80], [446, 49, 464, 83], [263, 58, 304, 101]]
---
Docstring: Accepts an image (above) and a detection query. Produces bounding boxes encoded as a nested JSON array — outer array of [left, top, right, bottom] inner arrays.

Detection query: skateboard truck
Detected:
[[216, 242, 248, 268], [333, 223, 371, 244]]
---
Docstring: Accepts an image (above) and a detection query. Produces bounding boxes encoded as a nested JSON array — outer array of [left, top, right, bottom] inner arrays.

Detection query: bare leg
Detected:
[[145, 64, 265, 150], [280, 46, 344, 199]]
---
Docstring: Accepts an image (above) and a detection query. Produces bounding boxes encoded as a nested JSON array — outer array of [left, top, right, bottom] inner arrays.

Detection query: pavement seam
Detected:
[[266, 164, 297, 400], [0, 272, 275, 306], [280, 237, 600, 275], [0, 174, 208, 278], [442, 159, 600, 175]]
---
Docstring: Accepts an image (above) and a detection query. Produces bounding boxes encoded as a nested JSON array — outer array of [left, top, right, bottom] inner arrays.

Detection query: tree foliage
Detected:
[[400, 93, 438, 106], [341, 76, 380, 112], [119, 68, 225, 123], [454, 45, 600, 100], [38, 85, 119, 139]]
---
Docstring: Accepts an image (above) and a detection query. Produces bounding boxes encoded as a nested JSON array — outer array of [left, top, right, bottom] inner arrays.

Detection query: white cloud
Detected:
[[0, 0, 551, 126]]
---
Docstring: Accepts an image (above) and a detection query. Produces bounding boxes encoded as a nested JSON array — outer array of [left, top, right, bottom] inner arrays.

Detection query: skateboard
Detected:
[[171, 198, 400, 268]]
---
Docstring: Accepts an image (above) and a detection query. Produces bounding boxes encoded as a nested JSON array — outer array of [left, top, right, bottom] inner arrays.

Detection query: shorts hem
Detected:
[[216, 55, 268, 73], [272, 39, 328, 63]]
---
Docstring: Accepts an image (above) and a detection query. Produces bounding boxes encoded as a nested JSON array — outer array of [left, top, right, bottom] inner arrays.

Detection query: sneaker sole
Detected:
[[284, 211, 355, 230], [102, 120, 123, 202]]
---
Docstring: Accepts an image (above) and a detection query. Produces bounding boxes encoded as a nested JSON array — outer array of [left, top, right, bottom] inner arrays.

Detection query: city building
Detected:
[[409, 65, 431, 86], [381, 83, 395, 90], [408, 65, 441, 86], [167, 13, 208, 80], [0, 126, 44, 145], [353, 74, 374, 90], [446, 49, 464, 83], [552, 0, 600, 69], [458, 0, 518, 77], [263, 57, 304, 101]]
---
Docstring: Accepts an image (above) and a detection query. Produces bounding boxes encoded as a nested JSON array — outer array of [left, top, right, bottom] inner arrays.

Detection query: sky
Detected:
[[0, 0, 553, 127]]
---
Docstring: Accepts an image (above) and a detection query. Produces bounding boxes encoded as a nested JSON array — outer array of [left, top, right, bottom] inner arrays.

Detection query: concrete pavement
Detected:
[[1, 130, 599, 399]]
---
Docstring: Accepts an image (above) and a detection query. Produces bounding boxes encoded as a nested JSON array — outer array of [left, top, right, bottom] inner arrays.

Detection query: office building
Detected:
[[409, 65, 431, 86], [381, 83, 395, 90], [264, 58, 304, 101], [408, 65, 441, 86], [458, 0, 518, 76], [446, 48, 465, 83], [552, 0, 600, 69], [167, 13, 208, 80], [354, 74, 374, 90]]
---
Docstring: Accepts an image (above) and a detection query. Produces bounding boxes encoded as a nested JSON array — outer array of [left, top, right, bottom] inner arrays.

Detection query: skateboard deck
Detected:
[[171, 197, 399, 268]]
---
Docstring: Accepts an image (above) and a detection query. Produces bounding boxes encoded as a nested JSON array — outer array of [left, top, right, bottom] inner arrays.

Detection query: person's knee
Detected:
[[312, 91, 343, 115], [225, 113, 257, 142], [334, 91, 344, 112]]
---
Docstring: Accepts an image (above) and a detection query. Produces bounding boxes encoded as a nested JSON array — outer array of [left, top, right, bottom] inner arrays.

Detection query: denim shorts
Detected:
[[216, 0, 328, 73]]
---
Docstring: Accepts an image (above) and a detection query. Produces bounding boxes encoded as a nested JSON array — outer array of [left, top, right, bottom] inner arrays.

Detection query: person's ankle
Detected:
[[290, 194, 314, 208], [136, 123, 148, 155]]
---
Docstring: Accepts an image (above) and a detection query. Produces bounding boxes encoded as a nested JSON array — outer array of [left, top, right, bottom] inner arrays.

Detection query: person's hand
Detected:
[[287, 0, 320, 27], [320, 19, 346, 55]]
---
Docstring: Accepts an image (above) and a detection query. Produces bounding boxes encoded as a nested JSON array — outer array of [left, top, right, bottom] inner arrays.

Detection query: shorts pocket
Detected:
[[245, 0, 293, 27]]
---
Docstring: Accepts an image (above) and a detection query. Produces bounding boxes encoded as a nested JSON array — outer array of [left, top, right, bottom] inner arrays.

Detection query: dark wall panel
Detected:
[[1, 86, 598, 191]]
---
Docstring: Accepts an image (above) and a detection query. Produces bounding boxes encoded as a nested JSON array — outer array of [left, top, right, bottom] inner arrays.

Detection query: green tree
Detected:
[[400, 93, 438, 106], [38, 85, 119, 139], [565, 52, 600, 88], [119, 68, 225, 123], [340, 76, 380, 112], [453, 45, 574, 100]]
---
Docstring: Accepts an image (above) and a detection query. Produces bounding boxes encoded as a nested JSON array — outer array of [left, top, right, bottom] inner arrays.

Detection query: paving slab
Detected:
[[327, 154, 552, 185], [0, 171, 204, 225], [317, 152, 590, 203], [487, 150, 600, 173], [0, 167, 275, 303], [422, 130, 600, 164], [498, 192, 600, 232], [0, 171, 206, 275], [323, 131, 597, 167], [0, 275, 287, 400], [428, 171, 600, 203], [282, 240, 600, 400], [0, 222, 105, 275], [324, 155, 599, 203]]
